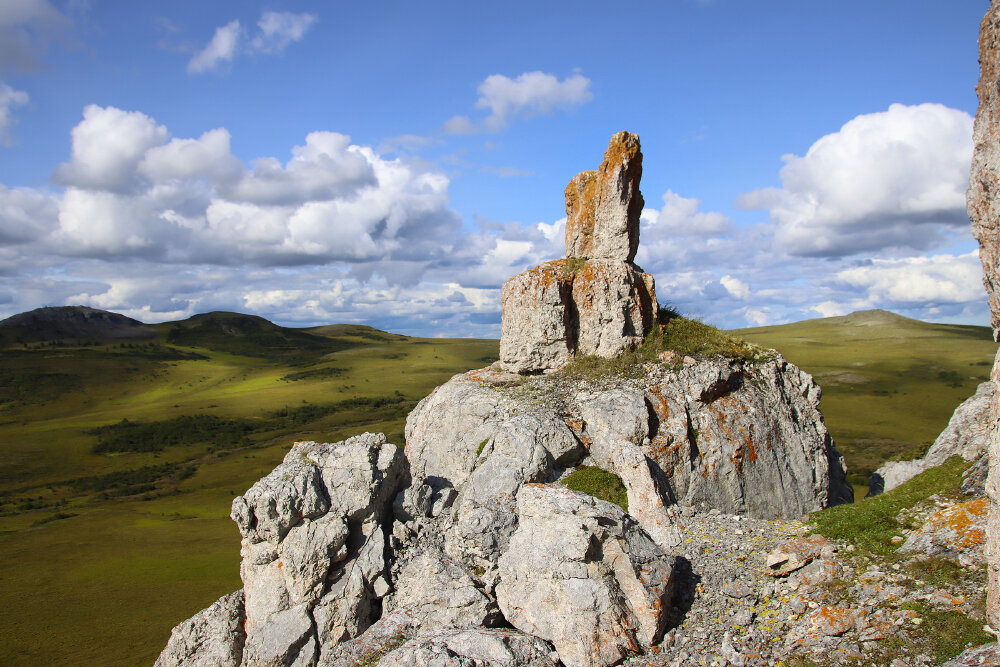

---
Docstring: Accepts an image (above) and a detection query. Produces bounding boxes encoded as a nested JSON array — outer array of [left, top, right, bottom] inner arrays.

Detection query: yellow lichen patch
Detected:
[[922, 497, 988, 548]]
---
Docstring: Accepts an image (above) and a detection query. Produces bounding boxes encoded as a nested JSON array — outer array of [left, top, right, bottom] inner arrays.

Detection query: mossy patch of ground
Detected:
[[560, 466, 628, 512], [809, 456, 969, 559]]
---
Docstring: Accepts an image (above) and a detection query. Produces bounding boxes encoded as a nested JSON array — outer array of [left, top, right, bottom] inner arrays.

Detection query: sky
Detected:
[[0, 0, 992, 337]]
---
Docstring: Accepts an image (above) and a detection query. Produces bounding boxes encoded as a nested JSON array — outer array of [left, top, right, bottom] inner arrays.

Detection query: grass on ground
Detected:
[[560, 465, 629, 512]]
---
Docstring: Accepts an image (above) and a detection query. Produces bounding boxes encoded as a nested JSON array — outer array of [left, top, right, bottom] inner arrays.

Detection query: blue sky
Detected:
[[0, 0, 991, 336]]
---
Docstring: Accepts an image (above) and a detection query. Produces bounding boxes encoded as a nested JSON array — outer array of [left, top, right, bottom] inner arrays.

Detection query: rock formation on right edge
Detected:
[[969, 0, 1000, 635]]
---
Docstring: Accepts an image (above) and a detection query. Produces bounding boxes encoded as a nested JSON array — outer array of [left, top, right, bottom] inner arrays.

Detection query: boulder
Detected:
[[898, 497, 989, 566], [155, 590, 246, 667], [641, 356, 853, 518], [495, 484, 676, 667], [230, 433, 407, 666], [398, 369, 583, 576], [378, 628, 559, 667], [764, 535, 835, 577], [564, 131, 644, 262], [384, 551, 501, 630], [870, 381, 993, 496], [969, 0, 1000, 633], [498, 258, 656, 374]]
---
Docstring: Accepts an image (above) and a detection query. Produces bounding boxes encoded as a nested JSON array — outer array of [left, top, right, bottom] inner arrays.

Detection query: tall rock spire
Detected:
[[564, 130, 644, 261], [500, 132, 657, 374]]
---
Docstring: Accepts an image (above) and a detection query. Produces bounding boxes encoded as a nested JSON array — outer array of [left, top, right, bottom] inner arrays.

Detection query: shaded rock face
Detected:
[[495, 484, 675, 667], [564, 131, 643, 261], [870, 381, 994, 496], [500, 132, 657, 374], [969, 1, 1000, 633], [641, 356, 854, 517]]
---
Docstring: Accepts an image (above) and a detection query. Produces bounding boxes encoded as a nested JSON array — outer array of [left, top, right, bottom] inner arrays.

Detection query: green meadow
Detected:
[[0, 313, 498, 666], [733, 309, 997, 497]]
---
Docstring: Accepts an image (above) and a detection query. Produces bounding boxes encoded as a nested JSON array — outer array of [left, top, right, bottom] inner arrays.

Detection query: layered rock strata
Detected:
[[500, 131, 657, 374], [969, 0, 1000, 634], [869, 381, 994, 496]]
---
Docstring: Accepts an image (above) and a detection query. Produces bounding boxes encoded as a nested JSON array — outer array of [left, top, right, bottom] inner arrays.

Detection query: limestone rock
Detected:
[[385, 551, 501, 630], [498, 131, 656, 375], [941, 642, 1000, 667], [899, 497, 988, 566], [571, 259, 657, 359], [969, 1, 1000, 633], [498, 258, 656, 373], [495, 484, 676, 667], [870, 381, 993, 496], [565, 131, 643, 261], [641, 355, 853, 518], [399, 369, 583, 574], [155, 590, 246, 667], [764, 534, 834, 577], [230, 433, 406, 666], [378, 628, 559, 667]]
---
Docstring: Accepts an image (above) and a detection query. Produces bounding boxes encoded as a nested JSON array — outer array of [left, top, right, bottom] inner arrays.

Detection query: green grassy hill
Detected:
[[733, 309, 997, 496], [0, 312, 498, 666]]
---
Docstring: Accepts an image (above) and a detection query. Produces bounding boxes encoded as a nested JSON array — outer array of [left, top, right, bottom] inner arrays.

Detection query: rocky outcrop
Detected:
[[969, 0, 1000, 635], [157, 433, 407, 667], [158, 131, 855, 666], [495, 484, 675, 667], [499, 132, 657, 374], [155, 590, 246, 667], [869, 381, 994, 496], [899, 497, 989, 566], [564, 131, 643, 261]]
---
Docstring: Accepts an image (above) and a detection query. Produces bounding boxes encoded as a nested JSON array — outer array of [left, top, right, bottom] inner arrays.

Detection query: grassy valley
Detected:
[[733, 309, 997, 498], [0, 311, 497, 666]]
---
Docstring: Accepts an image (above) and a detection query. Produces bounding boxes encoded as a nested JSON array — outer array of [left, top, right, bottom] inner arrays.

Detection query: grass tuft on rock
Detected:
[[558, 312, 773, 381], [809, 456, 969, 558], [560, 466, 628, 512]]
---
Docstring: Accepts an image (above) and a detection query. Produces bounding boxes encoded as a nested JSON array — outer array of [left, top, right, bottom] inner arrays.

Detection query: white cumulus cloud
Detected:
[[736, 103, 974, 258], [835, 252, 984, 306]]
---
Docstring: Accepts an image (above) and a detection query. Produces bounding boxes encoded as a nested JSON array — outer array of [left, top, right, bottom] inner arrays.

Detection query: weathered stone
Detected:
[[574, 388, 681, 549], [399, 368, 583, 574], [498, 258, 656, 373], [764, 535, 834, 577], [229, 433, 407, 665], [871, 381, 993, 496], [642, 356, 853, 518], [498, 260, 576, 374], [969, 2, 1000, 633], [941, 642, 1000, 666], [571, 259, 657, 359], [155, 590, 245, 667], [378, 628, 559, 667], [565, 131, 643, 261], [495, 484, 676, 667], [899, 497, 988, 566], [385, 551, 501, 629]]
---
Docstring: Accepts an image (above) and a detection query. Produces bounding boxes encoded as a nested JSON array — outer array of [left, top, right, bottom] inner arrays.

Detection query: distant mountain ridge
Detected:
[[0, 306, 156, 345]]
